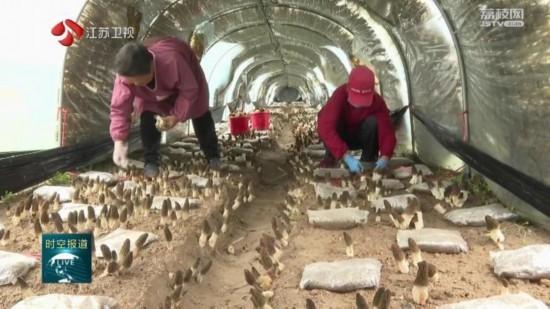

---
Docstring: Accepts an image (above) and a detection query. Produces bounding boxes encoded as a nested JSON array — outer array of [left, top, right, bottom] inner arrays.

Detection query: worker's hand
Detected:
[[343, 153, 364, 174], [374, 156, 389, 171], [155, 115, 178, 131], [113, 140, 129, 169]]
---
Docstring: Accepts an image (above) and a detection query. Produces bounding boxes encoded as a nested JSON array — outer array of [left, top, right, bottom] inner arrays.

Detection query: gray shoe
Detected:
[[208, 158, 222, 170], [144, 163, 160, 178]]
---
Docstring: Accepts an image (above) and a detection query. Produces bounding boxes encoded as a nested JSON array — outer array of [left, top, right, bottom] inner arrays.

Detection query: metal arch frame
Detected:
[[262, 75, 319, 105], [247, 66, 324, 102], [255, 71, 326, 104]]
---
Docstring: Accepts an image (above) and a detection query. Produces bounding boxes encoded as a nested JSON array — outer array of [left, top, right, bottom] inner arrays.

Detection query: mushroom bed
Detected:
[[0, 106, 549, 309]]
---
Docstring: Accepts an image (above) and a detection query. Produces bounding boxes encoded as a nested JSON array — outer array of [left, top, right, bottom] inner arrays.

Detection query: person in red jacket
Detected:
[[317, 66, 396, 173]]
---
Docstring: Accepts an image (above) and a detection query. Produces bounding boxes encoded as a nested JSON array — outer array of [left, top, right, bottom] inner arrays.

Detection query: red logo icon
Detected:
[[51, 19, 84, 46]]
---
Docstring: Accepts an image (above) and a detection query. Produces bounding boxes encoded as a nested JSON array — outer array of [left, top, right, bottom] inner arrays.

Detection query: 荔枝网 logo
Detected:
[[42, 233, 92, 283]]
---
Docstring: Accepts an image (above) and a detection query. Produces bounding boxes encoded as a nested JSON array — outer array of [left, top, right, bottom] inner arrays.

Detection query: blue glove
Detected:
[[375, 157, 389, 170], [343, 154, 364, 173]]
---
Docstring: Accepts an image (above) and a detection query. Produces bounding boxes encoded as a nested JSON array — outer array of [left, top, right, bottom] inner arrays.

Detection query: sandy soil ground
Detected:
[[1, 111, 549, 309]]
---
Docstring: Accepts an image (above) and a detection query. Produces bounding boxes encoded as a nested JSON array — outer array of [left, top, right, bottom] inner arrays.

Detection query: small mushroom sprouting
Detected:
[[0, 229, 11, 246], [194, 259, 212, 283], [132, 232, 149, 257], [391, 243, 409, 274], [343, 232, 354, 257], [208, 222, 220, 249], [412, 261, 430, 305], [306, 298, 317, 309], [198, 220, 211, 248], [164, 224, 173, 251], [355, 293, 368, 309], [408, 238, 423, 267], [429, 180, 445, 200], [485, 215, 505, 250], [433, 202, 449, 215], [373, 287, 391, 309]]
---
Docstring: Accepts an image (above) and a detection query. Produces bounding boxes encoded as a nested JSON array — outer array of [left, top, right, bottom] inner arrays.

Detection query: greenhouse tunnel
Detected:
[[3, 0, 550, 228]]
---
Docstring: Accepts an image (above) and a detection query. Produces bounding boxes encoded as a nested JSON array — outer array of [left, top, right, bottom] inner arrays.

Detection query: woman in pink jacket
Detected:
[[110, 37, 220, 177]]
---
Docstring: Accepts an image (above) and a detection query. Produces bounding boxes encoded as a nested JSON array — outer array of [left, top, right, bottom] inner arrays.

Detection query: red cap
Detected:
[[347, 66, 375, 107]]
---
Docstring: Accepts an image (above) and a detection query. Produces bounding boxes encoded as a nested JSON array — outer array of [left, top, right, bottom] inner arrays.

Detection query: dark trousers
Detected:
[[325, 116, 379, 162], [140, 110, 220, 164]]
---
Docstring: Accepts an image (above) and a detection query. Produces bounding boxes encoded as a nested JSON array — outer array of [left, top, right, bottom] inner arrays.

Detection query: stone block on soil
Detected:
[[393, 166, 413, 179], [151, 196, 201, 210], [33, 186, 74, 202], [307, 208, 369, 229], [444, 204, 518, 226], [314, 183, 357, 200], [95, 228, 158, 258], [490, 244, 550, 280], [389, 157, 414, 167], [313, 168, 350, 179], [11, 294, 118, 309], [438, 292, 547, 309], [0, 250, 37, 286], [57, 203, 103, 222], [372, 194, 418, 211], [77, 171, 117, 184], [397, 228, 468, 253], [382, 179, 405, 190], [299, 258, 382, 292]]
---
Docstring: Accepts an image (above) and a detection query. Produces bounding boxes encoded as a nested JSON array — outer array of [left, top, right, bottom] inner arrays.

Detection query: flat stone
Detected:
[[151, 196, 201, 210], [414, 164, 433, 176], [381, 179, 405, 190], [299, 258, 382, 292], [165, 147, 192, 158], [372, 194, 418, 211], [313, 168, 350, 179], [33, 186, 74, 202], [308, 208, 369, 229], [0, 250, 38, 286], [438, 292, 547, 309], [393, 166, 413, 179], [397, 228, 468, 253], [314, 182, 356, 200], [77, 171, 117, 184], [444, 204, 519, 226], [490, 245, 550, 280], [181, 136, 198, 143], [57, 203, 103, 222], [171, 141, 198, 149], [12, 294, 118, 309], [95, 228, 158, 258]]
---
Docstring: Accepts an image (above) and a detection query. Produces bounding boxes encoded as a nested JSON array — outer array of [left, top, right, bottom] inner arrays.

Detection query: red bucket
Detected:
[[250, 110, 271, 131], [229, 114, 250, 136]]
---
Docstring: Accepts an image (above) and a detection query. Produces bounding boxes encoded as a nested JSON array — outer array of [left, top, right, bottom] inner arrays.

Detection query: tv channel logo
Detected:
[[42, 233, 92, 283]]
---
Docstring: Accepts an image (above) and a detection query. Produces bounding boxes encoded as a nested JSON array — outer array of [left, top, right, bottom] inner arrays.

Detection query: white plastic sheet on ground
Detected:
[[314, 182, 357, 200], [77, 171, 117, 184], [299, 258, 382, 292], [381, 179, 405, 190], [444, 204, 518, 226], [0, 251, 37, 286], [11, 294, 118, 309], [397, 228, 468, 253], [372, 194, 418, 211], [307, 208, 369, 229], [313, 168, 350, 178], [57, 203, 103, 222], [95, 228, 158, 258], [438, 292, 547, 309], [186, 175, 221, 187], [151, 196, 201, 210], [407, 182, 430, 193], [490, 244, 550, 279], [33, 186, 74, 202], [393, 166, 413, 179]]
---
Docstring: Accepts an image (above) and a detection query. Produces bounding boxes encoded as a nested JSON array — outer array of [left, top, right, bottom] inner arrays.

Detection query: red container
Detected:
[[250, 110, 271, 131], [229, 115, 250, 136]]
